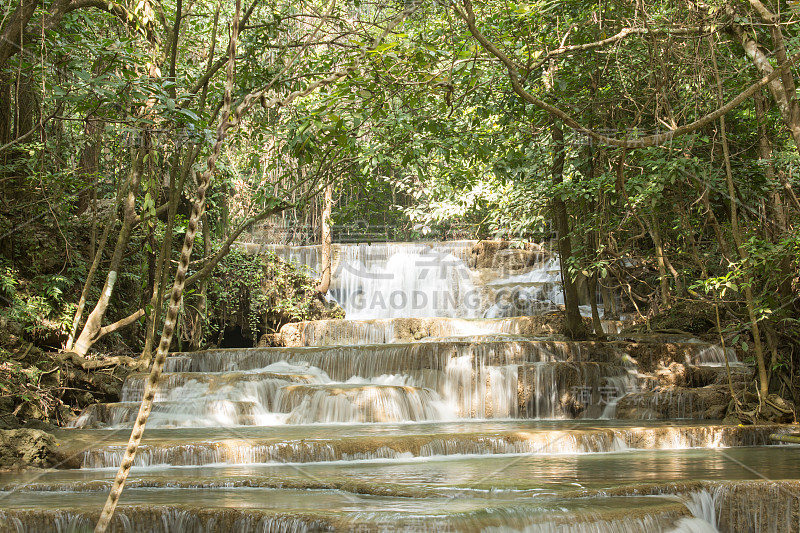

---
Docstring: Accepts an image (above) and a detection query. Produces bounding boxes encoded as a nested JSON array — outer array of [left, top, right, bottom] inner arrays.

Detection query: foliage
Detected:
[[0, 0, 797, 412], [0, 261, 77, 345], [203, 249, 320, 345], [0, 345, 65, 422]]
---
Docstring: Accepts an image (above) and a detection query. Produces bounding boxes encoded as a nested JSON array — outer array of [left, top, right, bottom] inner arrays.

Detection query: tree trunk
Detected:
[[729, 17, 800, 152], [697, 186, 734, 264], [550, 117, 587, 340], [189, 212, 212, 350], [599, 279, 617, 320], [72, 149, 145, 356], [644, 214, 671, 310], [13, 75, 36, 140], [711, 37, 769, 400], [677, 202, 708, 279], [76, 88, 103, 216], [0, 0, 40, 71], [587, 272, 605, 339], [141, 154, 184, 365], [753, 89, 786, 235], [0, 76, 11, 147], [316, 182, 333, 294], [65, 171, 133, 352], [94, 3, 242, 527]]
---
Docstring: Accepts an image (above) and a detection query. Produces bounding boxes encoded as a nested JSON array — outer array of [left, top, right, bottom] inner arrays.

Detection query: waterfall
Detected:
[[265, 241, 577, 320], [23, 239, 791, 533]]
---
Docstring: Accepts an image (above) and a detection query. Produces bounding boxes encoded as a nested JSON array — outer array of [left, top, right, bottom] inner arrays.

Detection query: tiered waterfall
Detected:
[[1, 241, 798, 532]]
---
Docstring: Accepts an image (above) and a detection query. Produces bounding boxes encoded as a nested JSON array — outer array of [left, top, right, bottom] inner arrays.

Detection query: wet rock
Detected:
[[517, 362, 630, 418], [0, 412, 22, 430], [685, 364, 753, 387], [655, 362, 687, 387], [258, 333, 280, 347], [615, 385, 730, 420], [22, 419, 59, 432], [761, 394, 796, 424], [716, 480, 800, 532], [278, 323, 303, 346], [309, 295, 345, 321], [469, 240, 546, 272], [279, 315, 571, 347], [618, 341, 736, 373], [61, 364, 130, 409], [0, 429, 57, 469], [15, 401, 49, 422]]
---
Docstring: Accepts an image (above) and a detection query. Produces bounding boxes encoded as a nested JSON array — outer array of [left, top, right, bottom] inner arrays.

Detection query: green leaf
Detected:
[[178, 108, 200, 121]]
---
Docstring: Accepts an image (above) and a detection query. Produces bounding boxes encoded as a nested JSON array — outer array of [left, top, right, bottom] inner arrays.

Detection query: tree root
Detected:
[[57, 351, 143, 370]]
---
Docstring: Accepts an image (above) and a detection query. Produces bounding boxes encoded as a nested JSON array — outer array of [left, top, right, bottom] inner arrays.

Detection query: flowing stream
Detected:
[[2, 242, 798, 532]]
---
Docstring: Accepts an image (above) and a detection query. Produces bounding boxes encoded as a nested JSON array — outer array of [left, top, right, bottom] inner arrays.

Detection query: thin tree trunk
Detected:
[[600, 279, 617, 320], [316, 182, 333, 294], [677, 202, 708, 279], [0, 76, 11, 147], [183, 201, 289, 289], [71, 149, 145, 356], [698, 186, 734, 264], [141, 153, 184, 365], [754, 88, 795, 297], [588, 272, 605, 339], [189, 212, 212, 350], [0, 0, 40, 72], [550, 117, 587, 340], [94, 3, 242, 529], [65, 172, 133, 352], [644, 214, 671, 309], [711, 37, 769, 400], [729, 15, 800, 152], [753, 89, 786, 235]]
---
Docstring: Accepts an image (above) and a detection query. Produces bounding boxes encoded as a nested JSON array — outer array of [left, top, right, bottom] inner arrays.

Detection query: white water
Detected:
[[266, 242, 574, 320]]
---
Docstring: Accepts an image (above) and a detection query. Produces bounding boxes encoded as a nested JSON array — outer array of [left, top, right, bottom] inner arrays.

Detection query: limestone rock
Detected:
[[258, 333, 280, 347], [0, 429, 58, 470], [469, 240, 546, 273], [278, 315, 571, 347], [615, 385, 730, 420], [0, 412, 21, 430]]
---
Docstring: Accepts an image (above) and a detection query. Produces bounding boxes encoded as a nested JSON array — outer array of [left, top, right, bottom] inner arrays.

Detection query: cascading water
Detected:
[[266, 241, 590, 320], [4, 240, 797, 533]]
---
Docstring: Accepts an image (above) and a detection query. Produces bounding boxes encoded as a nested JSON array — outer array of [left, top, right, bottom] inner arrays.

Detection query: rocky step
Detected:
[[0, 489, 694, 533], [517, 362, 633, 419], [120, 370, 317, 402], [275, 384, 444, 424], [166, 340, 621, 375], [6, 447, 800, 503], [277, 316, 631, 346], [615, 386, 736, 420], [3, 478, 800, 532], [8, 446, 798, 494], [166, 339, 729, 376], [53, 423, 790, 468], [69, 400, 269, 429], [84, 361, 638, 425]]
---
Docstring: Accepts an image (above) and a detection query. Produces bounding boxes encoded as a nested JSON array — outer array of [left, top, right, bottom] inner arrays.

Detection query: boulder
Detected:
[[0, 429, 58, 470]]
